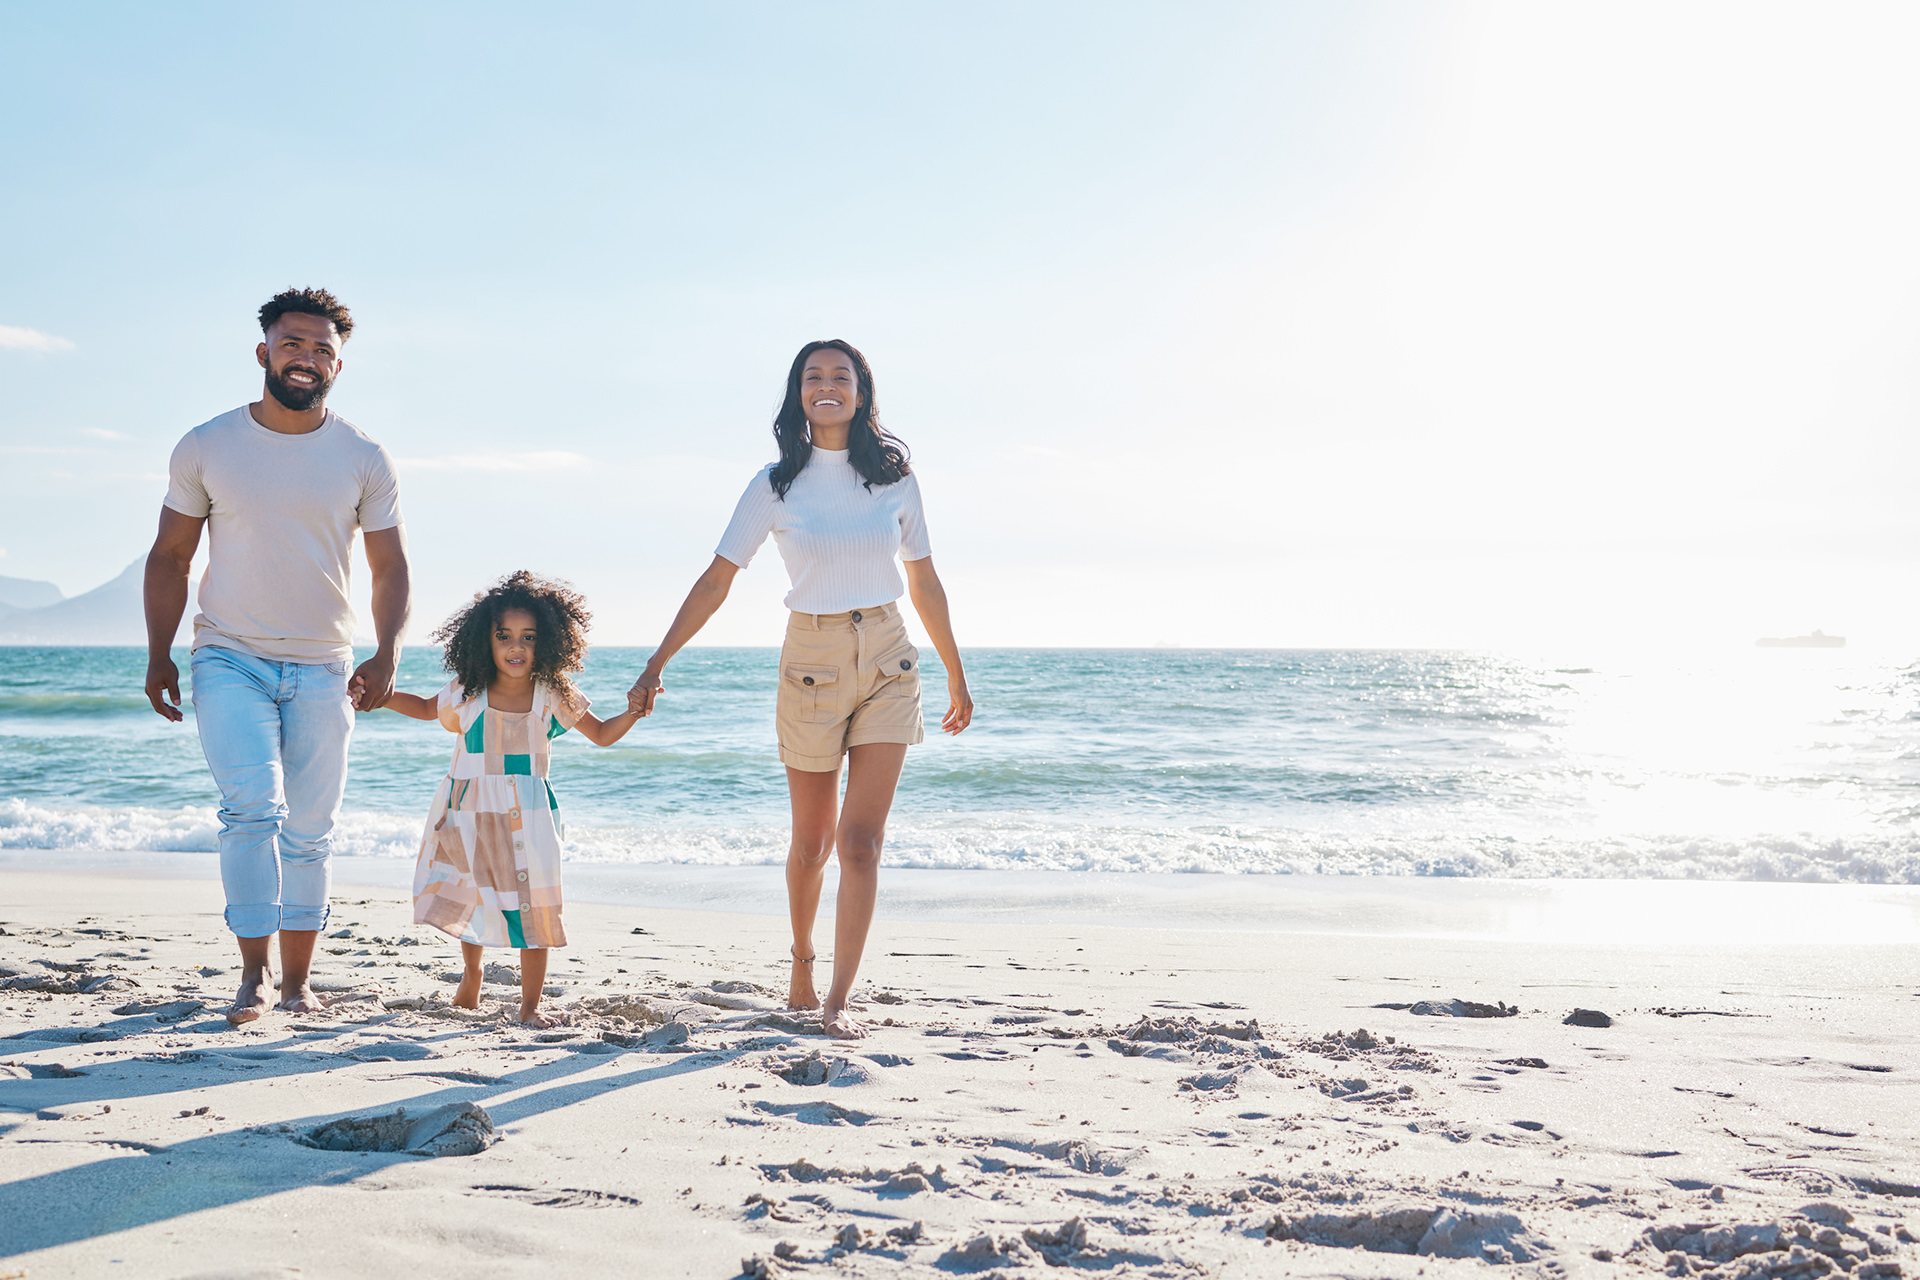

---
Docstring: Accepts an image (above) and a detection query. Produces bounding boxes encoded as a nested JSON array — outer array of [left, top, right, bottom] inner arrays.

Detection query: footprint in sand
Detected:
[[347, 1040, 437, 1062], [749, 1100, 874, 1126], [770, 1050, 867, 1086], [298, 1101, 496, 1157]]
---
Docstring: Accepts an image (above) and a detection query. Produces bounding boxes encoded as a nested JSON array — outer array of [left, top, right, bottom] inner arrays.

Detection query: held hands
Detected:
[[145, 655, 184, 722], [348, 651, 398, 712], [627, 666, 664, 718], [942, 673, 973, 736]]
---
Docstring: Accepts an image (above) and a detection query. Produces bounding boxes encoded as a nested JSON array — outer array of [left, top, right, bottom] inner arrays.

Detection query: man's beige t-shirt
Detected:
[[164, 406, 404, 663]]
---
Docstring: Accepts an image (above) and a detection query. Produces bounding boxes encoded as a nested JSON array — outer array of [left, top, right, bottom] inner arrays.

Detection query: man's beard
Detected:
[[264, 362, 334, 411]]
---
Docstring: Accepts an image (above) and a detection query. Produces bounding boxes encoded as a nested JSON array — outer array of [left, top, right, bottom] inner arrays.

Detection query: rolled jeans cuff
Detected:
[[225, 902, 331, 938]]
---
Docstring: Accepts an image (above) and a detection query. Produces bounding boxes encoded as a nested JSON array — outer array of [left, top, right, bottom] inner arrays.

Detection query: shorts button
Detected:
[[802, 675, 814, 686], [900, 659, 912, 670], [850, 610, 863, 623]]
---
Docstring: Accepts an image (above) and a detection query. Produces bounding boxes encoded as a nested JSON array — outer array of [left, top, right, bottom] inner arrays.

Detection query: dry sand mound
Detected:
[[1628, 1204, 1908, 1279], [1269, 1203, 1552, 1264]]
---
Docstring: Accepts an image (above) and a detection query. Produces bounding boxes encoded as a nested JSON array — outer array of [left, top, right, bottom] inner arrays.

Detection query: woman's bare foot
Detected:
[[453, 968, 483, 1010], [787, 948, 821, 1010], [517, 1005, 558, 1028], [276, 980, 327, 1015], [821, 998, 866, 1040], [226, 966, 272, 1025]]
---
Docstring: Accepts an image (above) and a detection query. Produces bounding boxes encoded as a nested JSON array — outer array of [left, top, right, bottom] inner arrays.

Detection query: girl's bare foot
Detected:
[[275, 980, 327, 1015], [787, 948, 820, 1010], [453, 969, 483, 1010], [517, 1005, 558, 1028], [226, 966, 272, 1025], [821, 998, 865, 1040]]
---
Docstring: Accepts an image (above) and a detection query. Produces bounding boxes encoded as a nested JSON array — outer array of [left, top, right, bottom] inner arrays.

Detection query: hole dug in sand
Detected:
[[297, 1101, 496, 1157], [1267, 1204, 1552, 1265]]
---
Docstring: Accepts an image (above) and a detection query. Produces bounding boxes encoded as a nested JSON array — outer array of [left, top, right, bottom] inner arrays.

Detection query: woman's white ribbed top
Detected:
[[714, 448, 932, 614]]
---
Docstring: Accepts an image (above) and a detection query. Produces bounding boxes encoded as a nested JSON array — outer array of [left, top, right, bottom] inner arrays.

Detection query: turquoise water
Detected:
[[3, 645, 1918, 882]]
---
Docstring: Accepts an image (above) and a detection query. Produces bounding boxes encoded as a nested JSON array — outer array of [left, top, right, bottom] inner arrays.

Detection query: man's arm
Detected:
[[348, 525, 411, 712], [143, 507, 206, 721]]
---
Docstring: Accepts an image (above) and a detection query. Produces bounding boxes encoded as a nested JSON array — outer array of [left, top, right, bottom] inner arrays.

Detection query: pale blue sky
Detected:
[[4, 3, 1917, 651]]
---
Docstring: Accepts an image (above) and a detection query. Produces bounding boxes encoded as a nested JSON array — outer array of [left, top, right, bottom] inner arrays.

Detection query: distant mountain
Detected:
[[0, 573, 64, 611], [0, 559, 150, 645]]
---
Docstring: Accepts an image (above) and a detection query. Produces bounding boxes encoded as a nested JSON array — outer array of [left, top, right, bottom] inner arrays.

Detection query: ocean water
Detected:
[[3, 645, 1918, 884]]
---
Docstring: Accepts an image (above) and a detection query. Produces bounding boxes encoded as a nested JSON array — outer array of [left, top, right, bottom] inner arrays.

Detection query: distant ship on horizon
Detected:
[[1755, 629, 1846, 649]]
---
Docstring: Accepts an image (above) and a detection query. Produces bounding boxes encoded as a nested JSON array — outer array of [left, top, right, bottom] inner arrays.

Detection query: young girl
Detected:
[[385, 570, 642, 1026]]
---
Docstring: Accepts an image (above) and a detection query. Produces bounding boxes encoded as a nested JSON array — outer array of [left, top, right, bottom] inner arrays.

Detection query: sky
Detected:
[[2, 2, 1917, 653]]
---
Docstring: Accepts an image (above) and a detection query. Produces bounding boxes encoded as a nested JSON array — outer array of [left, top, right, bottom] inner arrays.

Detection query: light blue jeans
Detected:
[[190, 646, 353, 938]]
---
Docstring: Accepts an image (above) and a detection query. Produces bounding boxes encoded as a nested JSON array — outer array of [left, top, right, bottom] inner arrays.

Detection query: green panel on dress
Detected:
[[464, 712, 486, 755], [502, 908, 526, 949], [545, 780, 559, 810], [547, 715, 567, 741], [503, 754, 532, 776]]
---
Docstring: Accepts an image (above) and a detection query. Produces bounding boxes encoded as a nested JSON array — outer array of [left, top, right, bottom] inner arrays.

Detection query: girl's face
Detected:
[[800, 349, 861, 433], [490, 608, 537, 683]]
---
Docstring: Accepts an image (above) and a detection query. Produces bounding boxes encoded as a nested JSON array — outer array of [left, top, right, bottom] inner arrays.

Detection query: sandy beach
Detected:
[[2, 863, 1916, 1280]]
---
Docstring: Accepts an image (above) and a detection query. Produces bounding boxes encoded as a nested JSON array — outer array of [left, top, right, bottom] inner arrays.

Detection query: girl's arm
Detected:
[[571, 706, 644, 747], [626, 555, 741, 716], [384, 690, 440, 721], [903, 556, 973, 735]]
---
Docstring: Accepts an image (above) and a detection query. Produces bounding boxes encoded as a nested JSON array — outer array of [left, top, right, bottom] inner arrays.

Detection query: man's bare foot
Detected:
[[275, 981, 327, 1015], [787, 948, 821, 1010], [517, 1006, 558, 1028], [453, 969, 482, 1010], [821, 999, 866, 1040], [226, 968, 272, 1025]]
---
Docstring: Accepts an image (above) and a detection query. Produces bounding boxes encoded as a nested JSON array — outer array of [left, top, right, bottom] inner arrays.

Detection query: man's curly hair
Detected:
[[431, 570, 592, 706], [258, 286, 354, 339]]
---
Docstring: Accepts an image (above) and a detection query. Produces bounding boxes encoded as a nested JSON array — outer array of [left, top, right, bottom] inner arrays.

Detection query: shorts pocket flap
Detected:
[[871, 640, 921, 676], [783, 663, 839, 688]]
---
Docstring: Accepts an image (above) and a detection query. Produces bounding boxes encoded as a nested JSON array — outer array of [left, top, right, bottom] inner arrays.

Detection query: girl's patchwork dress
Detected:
[[412, 679, 587, 950]]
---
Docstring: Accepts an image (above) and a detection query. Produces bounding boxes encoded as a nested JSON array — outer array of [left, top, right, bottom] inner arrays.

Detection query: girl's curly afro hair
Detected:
[[432, 570, 592, 706]]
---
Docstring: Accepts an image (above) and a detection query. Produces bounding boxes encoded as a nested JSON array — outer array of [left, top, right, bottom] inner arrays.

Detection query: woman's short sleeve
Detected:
[[714, 466, 779, 568], [898, 472, 932, 561]]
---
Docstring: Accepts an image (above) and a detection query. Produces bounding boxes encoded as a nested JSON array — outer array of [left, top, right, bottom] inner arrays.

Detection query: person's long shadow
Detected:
[[0, 1008, 544, 1111], [0, 1039, 744, 1257]]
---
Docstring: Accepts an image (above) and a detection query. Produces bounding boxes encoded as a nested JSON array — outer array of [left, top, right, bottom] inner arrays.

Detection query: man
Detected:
[[143, 287, 411, 1024]]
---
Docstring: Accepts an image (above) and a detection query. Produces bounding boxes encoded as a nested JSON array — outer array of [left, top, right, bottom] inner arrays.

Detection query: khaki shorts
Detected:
[[777, 602, 925, 771]]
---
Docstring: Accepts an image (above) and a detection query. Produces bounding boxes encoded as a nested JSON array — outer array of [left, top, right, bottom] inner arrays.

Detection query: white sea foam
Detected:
[[0, 799, 421, 860], [6, 800, 1913, 884]]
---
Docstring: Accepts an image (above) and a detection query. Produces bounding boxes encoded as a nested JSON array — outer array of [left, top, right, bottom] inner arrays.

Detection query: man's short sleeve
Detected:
[[162, 431, 210, 519], [357, 443, 404, 533], [714, 467, 778, 568]]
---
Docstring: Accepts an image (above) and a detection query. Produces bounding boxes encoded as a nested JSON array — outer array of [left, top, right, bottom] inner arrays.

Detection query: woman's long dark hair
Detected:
[[769, 339, 910, 499]]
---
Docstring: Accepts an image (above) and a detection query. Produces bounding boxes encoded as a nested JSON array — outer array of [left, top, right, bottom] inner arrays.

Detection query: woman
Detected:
[[627, 339, 972, 1038]]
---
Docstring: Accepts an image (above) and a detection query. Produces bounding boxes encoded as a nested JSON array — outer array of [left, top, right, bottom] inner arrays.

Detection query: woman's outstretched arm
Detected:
[[903, 556, 972, 735], [627, 555, 741, 716]]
